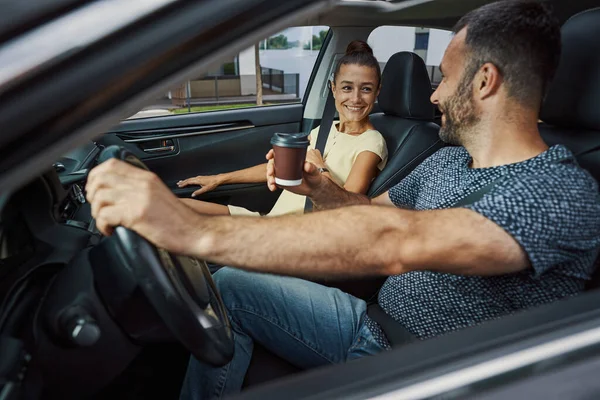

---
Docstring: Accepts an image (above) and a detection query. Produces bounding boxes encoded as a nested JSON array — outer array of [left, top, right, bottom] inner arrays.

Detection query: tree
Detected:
[[303, 30, 329, 50], [319, 29, 328, 43], [255, 43, 263, 105], [268, 34, 289, 49]]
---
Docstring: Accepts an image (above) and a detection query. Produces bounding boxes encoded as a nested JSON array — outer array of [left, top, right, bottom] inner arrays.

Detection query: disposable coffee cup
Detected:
[[270, 132, 310, 186]]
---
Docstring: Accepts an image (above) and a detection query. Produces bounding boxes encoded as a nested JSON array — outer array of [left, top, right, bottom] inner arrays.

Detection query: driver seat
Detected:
[[537, 7, 600, 289]]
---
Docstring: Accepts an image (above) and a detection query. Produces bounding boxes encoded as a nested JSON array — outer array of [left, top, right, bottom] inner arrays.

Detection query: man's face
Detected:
[[431, 29, 481, 146]]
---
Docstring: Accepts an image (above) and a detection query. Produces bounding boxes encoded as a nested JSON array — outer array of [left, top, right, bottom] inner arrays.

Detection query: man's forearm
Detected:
[[188, 205, 404, 279], [310, 176, 371, 210]]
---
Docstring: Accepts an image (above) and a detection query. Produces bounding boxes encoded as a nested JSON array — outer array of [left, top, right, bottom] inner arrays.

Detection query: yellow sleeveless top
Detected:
[[229, 123, 388, 217]]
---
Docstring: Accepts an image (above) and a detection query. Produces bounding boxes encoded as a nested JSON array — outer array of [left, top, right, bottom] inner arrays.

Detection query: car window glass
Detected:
[[128, 26, 329, 119], [368, 26, 452, 87]]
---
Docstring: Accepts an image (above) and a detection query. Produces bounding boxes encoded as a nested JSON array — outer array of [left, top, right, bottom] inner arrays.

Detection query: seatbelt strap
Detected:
[[366, 303, 416, 347], [453, 156, 573, 208], [304, 86, 336, 212], [572, 143, 600, 159], [452, 179, 502, 207], [314, 89, 336, 155]]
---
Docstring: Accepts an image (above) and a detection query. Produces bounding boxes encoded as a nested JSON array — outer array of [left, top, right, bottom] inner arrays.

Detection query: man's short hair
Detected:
[[453, 0, 561, 109]]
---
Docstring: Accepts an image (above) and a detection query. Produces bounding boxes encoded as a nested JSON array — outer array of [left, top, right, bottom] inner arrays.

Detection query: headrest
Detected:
[[377, 52, 434, 120], [540, 8, 600, 131]]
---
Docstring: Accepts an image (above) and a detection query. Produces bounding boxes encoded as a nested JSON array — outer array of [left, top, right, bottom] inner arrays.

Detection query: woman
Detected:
[[177, 40, 387, 217]]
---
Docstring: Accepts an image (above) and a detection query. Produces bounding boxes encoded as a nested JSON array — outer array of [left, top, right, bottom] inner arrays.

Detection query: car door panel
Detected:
[[99, 104, 303, 213]]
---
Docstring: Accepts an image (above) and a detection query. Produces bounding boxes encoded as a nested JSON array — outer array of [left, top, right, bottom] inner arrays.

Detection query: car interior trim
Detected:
[[0, 0, 176, 94], [372, 324, 600, 400], [122, 124, 255, 143]]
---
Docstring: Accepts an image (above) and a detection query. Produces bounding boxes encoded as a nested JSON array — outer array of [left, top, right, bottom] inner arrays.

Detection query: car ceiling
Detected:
[[322, 0, 600, 28], [0, 0, 598, 202], [0, 0, 96, 43]]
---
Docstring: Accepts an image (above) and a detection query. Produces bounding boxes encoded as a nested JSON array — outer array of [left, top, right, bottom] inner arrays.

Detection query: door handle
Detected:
[[143, 145, 175, 154], [139, 139, 175, 154]]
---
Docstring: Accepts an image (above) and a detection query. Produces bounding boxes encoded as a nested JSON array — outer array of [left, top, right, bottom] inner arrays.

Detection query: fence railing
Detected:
[[171, 73, 300, 108], [260, 67, 300, 97]]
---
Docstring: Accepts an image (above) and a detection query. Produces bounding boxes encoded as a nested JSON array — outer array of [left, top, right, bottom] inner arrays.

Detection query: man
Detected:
[[86, 1, 600, 399]]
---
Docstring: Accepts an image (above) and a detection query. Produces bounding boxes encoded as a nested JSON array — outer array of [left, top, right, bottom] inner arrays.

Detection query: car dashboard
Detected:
[[54, 142, 101, 229], [0, 142, 151, 399]]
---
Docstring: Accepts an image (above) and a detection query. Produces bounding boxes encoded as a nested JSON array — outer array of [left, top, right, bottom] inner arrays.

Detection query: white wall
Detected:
[[368, 26, 451, 67], [237, 26, 453, 99], [426, 29, 453, 66], [368, 26, 416, 63], [237, 26, 326, 99], [237, 47, 319, 99], [259, 49, 319, 98], [238, 46, 257, 95]]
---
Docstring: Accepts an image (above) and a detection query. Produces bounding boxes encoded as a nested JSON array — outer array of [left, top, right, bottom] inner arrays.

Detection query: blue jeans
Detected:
[[180, 267, 384, 399]]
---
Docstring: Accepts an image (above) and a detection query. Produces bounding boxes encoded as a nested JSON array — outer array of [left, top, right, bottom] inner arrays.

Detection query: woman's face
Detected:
[[332, 64, 380, 124]]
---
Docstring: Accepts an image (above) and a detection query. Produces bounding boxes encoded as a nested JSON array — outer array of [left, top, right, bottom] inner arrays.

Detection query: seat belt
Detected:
[[304, 86, 336, 212], [452, 180, 502, 208], [366, 303, 416, 347], [366, 180, 502, 348]]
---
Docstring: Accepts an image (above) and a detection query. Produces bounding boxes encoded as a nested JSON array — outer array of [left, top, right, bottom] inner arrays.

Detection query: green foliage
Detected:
[[319, 29, 328, 43], [222, 62, 236, 75], [267, 34, 289, 49], [303, 29, 329, 50]]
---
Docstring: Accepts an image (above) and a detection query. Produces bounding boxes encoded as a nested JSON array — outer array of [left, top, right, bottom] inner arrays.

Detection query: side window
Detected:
[[130, 26, 329, 119], [367, 26, 452, 87]]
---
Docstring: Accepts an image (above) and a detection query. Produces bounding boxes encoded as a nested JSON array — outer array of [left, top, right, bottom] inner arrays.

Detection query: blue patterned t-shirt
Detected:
[[365, 145, 600, 349]]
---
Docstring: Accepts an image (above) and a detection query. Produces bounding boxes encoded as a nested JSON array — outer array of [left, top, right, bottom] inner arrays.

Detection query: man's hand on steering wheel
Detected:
[[87, 148, 234, 366], [86, 158, 200, 255]]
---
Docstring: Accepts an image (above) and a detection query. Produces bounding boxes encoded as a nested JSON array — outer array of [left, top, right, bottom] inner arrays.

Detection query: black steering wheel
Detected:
[[96, 145, 233, 366]]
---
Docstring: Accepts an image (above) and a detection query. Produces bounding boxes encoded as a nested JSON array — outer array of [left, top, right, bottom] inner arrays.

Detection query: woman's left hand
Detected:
[[306, 149, 326, 169]]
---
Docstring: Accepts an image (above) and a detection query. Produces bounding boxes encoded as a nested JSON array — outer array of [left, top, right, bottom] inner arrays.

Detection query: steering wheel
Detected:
[[96, 145, 234, 366]]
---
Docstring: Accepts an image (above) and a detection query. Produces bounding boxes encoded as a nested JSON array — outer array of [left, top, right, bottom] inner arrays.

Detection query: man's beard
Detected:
[[438, 74, 481, 146]]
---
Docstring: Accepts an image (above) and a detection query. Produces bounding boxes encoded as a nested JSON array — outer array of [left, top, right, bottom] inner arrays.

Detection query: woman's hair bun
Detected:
[[345, 40, 374, 56], [333, 40, 381, 87]]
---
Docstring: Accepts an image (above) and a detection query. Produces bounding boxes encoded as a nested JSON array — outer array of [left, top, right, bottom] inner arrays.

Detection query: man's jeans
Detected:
[[180, 267, 384, 399]]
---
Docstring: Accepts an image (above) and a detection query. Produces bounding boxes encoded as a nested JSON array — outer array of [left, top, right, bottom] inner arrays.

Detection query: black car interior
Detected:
[[101, 105, 305, 215], [539, 7, 600, 290], [368, 51, 444, 198], [1, 1, 600, 400], [240, 5, 600, 391], [539, 8, 600, 189]]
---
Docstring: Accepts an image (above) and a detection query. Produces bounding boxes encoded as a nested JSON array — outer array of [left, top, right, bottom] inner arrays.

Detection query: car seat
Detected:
[[368, 51, 443, 197], [538, 8, 600, 289], [243, 52, 446, 388]]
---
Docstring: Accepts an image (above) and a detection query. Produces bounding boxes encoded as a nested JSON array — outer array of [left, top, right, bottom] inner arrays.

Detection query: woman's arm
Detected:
[[342, 151, 382, 194], [178, 163, 267, 197], [215, 163, 268, 184], [305, 149, 381, 195]]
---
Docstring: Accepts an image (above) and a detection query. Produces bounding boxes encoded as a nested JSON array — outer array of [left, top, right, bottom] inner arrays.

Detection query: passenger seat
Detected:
[[538, 8, 600, 288], [368, 51, 443, 197], [242, 53, 444, 389]]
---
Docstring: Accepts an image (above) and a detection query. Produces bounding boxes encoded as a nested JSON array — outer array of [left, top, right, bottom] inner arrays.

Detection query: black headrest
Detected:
[[377, 52, 434, 120], [540, 8, 600, 131]]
